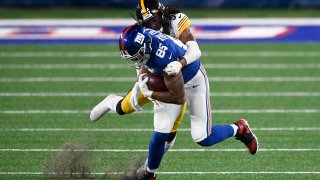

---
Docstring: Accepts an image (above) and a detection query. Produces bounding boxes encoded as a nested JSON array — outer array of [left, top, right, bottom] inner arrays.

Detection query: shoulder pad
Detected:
[[170, 13, 191, 38]]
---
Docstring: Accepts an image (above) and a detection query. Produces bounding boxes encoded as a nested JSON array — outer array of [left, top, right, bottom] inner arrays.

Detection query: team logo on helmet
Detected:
[[119, 25, 152, 69], [134, 32, 145, 45]]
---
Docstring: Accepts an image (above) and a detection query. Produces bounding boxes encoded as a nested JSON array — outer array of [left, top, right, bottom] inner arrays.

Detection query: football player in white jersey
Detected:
[[90, 0, 199, 159], [119, 24, 259, 180]]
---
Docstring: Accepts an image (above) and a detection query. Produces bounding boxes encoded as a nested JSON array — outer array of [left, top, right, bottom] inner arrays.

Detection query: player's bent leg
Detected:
[[195, 119, 259, 155], [137, 131, 167, 180], [153, 102, 184, 152], [139, 102, 186, 175], [90, 89, 151, 122], [90, 94, 122, 122], [146, 102, 183, 175], [185, 72, 234, 147], [147, 132, 170, 172], [117, 90, 150, 115], [139, 131, 178, 176], [197, 125, 234, 146]]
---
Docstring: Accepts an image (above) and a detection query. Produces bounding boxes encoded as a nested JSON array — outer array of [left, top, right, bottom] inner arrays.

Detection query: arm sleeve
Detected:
[[171, 13, 200, 65], [183, 41, 201, 65]]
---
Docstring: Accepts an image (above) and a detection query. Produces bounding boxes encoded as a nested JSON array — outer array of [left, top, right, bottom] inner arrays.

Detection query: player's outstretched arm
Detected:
[[179, 27, 201, 67], [170, 13, 202, 68]]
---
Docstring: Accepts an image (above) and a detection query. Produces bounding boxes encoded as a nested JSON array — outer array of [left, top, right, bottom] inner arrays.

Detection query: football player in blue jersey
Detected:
[[90, 0, 199, 174], [118, 24, 259, 179], [91, 0, 199, 139], [91, 0, 198, 118]]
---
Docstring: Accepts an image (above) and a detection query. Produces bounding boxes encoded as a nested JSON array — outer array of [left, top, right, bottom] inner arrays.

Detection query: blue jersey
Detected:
[[144, 29, 200, 84]]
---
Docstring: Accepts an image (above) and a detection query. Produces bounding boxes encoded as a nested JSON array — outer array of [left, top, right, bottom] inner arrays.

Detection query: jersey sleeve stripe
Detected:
[[178, 16, 189, 30], [178, 19, 191, 36], [177, 16, 188, 29]]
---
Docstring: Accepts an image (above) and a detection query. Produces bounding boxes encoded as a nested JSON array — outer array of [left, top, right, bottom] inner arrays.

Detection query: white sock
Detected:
[[142, 158, 148, 170], [147, 167, 157, 173], [231, 124, 238, 136], [107, 96, 123, 112]]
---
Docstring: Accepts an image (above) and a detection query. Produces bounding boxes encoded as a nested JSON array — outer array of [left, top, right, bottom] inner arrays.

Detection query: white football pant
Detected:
[[153, 65, 211, 143], [184, 65, 212, 142]]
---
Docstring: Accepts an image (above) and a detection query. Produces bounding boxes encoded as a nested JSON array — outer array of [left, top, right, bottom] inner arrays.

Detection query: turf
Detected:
[[0, 43, 320, 179]]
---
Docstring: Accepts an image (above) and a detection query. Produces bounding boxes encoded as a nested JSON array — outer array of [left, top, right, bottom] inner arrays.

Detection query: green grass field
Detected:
[[0, 43, 320, 179]]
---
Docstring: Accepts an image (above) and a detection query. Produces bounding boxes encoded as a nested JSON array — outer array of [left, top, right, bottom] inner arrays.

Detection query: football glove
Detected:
[[129, 82, 142, 111], [138, 73, 153, 98], [164, 61, 182, 75]]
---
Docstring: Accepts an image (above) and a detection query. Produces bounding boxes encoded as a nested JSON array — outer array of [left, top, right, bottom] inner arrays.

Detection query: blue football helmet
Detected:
[[119, 24, 152, 68]]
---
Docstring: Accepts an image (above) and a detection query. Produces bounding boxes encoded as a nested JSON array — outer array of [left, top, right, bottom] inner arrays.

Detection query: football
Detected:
[[143, 73, 168, 92]]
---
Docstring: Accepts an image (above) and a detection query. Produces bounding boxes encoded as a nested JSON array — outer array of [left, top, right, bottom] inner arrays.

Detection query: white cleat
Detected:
[[90, 94, 117, 122]]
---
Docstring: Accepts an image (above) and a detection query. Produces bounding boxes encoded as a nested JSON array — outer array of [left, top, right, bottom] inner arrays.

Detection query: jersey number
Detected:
[[155, 43, 168, 58]]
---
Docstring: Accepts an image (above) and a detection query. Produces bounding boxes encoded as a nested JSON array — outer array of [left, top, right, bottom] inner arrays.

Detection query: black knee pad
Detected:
[[116, 99, 125, 115]]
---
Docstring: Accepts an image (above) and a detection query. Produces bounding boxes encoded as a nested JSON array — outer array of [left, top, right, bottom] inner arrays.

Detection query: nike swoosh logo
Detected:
[[192, 84, 200, 88]]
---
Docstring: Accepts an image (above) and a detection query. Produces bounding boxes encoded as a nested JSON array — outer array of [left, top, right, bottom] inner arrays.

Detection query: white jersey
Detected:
[[161, 13, 191, 39]]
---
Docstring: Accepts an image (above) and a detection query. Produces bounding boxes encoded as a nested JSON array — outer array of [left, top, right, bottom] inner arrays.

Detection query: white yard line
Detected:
[[0, 148, 320, 152], [0, 171, 319, 175], [1, 127, 319, 132], [1, 77, 320, 82], [0, 92, 320, 97], [1, 63, 320, 69], [1, 51, 320, 58], [1, 109, 320, 114]]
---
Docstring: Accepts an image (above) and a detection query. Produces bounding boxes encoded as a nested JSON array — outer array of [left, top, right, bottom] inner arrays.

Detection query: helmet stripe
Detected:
[[140, 0, 148, 17], [121, 25, 135, 54]]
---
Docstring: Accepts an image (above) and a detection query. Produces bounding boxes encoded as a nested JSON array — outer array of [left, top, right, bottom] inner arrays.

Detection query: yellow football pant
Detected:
[[121, 90, 186, 132]]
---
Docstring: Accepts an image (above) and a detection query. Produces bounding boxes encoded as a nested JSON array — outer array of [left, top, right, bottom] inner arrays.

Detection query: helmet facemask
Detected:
[[141, 13, 162, 31], [121, 38, 152, 69]]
